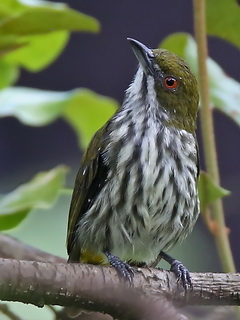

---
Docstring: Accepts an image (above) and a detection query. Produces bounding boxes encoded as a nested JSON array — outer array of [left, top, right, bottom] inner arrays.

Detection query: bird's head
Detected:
[[128, 38, 199, 133]]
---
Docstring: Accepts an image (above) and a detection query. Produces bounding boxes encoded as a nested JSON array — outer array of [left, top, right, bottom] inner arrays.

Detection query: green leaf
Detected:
[[5, 31, 69, 71], [160, 33, 240, 127], [0, 166, 67, 230], [198, 171, 230, 212], [207, 0, 240, 48], [0, 7, 100, 35], [0, 0, 67, 15], [18, 0, 67, 9], [0, 87, 118, 147], [0, 0, 26, 17], [0, 86, 70, 124], [0, 35, 27, 58], [160, 33, 189, 59], [63, 89, 118, 148], [0, 59, 19, 88], [0, 0, 100, 71]]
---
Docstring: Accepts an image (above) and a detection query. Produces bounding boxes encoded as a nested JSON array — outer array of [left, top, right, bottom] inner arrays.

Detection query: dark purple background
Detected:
[[1, 0, 239, 270]]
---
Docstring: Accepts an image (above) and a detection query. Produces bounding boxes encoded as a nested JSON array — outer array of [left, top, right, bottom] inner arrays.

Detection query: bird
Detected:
[[66, 38, 200, 288]]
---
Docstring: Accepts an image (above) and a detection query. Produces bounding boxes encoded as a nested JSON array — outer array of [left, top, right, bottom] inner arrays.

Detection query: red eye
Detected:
[[164, 76, 178, 89]]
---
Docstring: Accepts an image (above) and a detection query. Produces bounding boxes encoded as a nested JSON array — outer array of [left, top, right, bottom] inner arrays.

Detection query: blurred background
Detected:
[[0, 0, 239, 319]]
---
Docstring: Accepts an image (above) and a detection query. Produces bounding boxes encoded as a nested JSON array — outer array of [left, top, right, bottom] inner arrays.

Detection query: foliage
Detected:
[[0, 0, 239, 318], [0, 0, 239, 234], [0, 166, 67, 230], [198, 171, 230, 212], [0, 0, 99, 74], [0, 0, 111, 233], [206, 0, 240, 48], [0, 87, 117, 147]]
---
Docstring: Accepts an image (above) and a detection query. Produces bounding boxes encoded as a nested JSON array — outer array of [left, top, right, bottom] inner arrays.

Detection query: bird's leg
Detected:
[[160, 251, 192, 290], [105, 251, 134, 283]]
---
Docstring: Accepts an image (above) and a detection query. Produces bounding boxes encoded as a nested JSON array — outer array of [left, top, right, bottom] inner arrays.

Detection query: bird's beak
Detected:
[[127, 38, 155, 75]]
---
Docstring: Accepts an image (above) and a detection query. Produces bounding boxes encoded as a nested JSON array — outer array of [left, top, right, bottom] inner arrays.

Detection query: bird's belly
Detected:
[[107, 165, 198, 263], [78, 158, 198, 264], [77, 129, 199, 264]]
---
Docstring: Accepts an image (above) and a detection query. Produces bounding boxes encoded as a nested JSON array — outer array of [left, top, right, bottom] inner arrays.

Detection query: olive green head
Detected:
[[128, 38, 199, 133]]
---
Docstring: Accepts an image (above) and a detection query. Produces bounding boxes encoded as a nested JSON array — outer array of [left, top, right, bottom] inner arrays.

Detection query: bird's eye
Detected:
[[163, 76, 178, 90]]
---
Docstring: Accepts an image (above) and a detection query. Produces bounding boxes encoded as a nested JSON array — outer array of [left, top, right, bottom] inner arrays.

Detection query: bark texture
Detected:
[[0, 258, 240, 309], [0, 234, 239, 320]]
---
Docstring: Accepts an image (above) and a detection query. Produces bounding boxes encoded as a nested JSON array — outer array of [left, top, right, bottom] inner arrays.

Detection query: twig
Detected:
[[0, 234, 65, 263], [192, 0, 236, 273], [0, 304, 22, 320]]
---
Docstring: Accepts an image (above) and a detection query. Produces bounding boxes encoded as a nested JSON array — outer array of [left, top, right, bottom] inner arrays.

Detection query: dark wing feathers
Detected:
[[195, 134, 200, 178], [67, 124, 109, 260]]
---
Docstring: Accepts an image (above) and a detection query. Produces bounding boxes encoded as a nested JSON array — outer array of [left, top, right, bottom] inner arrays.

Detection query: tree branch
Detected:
[[0, 236, 239, 319], [0, 257, 239, 312], [0, 304, 22, 320], [0, 234, 65, 263], [0, 235, 189, 320]]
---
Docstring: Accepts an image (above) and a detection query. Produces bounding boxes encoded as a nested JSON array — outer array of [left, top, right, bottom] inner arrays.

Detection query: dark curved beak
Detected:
[[127, 38, 155, 75]]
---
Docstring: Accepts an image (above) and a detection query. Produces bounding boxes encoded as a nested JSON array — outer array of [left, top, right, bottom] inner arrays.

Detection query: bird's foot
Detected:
[[160, 251, 192, 290], [170, 259, 192, 290], [105, 251, 134, 283]]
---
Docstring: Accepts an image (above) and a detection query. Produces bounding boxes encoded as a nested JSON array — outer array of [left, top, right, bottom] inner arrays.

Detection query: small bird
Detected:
[[67, 38, 199, 287]]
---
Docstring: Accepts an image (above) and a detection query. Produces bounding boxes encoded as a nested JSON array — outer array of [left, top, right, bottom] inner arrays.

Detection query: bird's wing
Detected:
[[195, 134, 200, 178], [66, 124, 109, 261]]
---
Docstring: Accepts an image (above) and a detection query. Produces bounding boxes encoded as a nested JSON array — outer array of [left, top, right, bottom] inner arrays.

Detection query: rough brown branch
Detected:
[[0, 235, 239, 319], [0, 258, 240, 311], [0, 235, 187, 319], [0, 234, 65, 263]]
